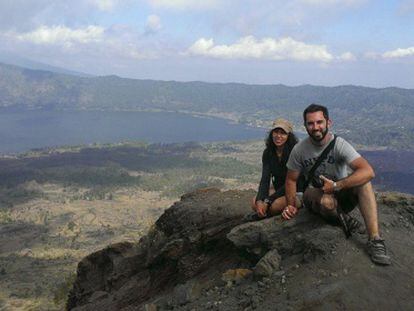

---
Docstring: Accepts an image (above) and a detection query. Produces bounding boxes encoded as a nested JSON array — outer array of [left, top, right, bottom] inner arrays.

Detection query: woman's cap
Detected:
[[271, 118, 293, 134]]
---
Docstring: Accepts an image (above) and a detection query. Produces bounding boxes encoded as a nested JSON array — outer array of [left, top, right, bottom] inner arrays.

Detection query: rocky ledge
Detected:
[[67, 189, 414, 310]]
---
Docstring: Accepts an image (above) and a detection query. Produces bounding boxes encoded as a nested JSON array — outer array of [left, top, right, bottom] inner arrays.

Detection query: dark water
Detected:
[[0, 110, 266, 154], [1, 110, 413, 195], [362, 150, 414, 195]]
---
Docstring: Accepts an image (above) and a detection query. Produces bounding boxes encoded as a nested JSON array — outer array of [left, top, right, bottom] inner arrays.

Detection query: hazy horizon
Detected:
[[3, 58, 414, 91]]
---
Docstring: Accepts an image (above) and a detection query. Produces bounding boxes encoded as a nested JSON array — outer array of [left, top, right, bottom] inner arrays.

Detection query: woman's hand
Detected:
[[255, 201, 268, 218], [282, 205, 298, 220]]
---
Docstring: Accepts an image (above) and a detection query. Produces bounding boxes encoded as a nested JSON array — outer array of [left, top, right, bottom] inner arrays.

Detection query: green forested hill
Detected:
[[1, 62, 413, 148]]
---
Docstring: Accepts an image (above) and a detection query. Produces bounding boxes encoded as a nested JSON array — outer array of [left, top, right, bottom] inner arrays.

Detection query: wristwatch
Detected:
[[333, 182, 340, 192], [264, 198, 272, 206]]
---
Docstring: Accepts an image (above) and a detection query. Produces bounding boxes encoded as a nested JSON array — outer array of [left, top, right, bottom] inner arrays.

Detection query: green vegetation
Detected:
[[0, 209, 12, 223], [0, 142, 258, 204], [0, 141, 261, 311], [52, 272, 77, 306]]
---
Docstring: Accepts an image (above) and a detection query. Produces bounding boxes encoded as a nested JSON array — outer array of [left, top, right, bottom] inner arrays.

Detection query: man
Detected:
[[282, 104, 391, 266]]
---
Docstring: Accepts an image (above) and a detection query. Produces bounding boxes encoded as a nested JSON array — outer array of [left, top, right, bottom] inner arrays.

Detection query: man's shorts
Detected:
[[335, 188, 359, 213], [303, 187, 358, 214]]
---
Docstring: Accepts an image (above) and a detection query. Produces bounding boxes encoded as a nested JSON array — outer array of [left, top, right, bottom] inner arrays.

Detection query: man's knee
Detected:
[[303, 188, 323, 212], [354, 181, 374, 195], [304, 188, 336, 212], [320, 194, 336, 211]]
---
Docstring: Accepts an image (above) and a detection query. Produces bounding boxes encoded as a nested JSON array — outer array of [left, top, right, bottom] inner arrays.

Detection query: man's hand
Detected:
[[320, 175, 335, 194], [282, 205, 298, 220], [255, 201, 268, 218]]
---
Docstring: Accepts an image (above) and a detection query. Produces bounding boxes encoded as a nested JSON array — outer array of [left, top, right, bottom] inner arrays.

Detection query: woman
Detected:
[[250, 118, 303, 219]]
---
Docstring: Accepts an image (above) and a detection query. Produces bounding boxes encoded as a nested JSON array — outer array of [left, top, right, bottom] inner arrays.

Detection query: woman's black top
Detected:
[[256, 146, 289, 202], [256, 146, 305, 202]]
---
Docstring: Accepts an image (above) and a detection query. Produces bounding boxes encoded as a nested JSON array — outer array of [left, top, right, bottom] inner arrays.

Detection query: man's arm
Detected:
[[338, 156, 375, 188], [286, 170, 300, 206], [321, 156, 375, 193], [282, 170, 300, 220]]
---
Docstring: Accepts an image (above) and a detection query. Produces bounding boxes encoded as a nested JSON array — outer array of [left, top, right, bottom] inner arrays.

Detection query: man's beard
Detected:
[[307, 127, 329, 142]]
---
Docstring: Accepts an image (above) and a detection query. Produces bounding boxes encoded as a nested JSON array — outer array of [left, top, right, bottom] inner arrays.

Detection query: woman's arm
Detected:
[[256, 150, 271, 202]]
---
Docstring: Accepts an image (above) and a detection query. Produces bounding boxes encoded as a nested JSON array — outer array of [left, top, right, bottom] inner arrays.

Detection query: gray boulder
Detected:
[[253, 249, 281, 278]]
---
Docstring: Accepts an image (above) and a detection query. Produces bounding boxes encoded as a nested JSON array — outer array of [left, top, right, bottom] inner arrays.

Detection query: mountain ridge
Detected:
[[1, 62, 414, 148], [0, 54, 92, 77]]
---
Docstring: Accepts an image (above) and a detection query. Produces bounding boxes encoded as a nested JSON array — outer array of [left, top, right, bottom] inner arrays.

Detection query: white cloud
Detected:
[[186, 36, 335, 62], [338, 52, 356, 61], [0, 23, 163, 62], [382, 47, 414, 58], [145, 14, 162, 33], [147, 0, 219, 10], [14, 25, 104, 46]]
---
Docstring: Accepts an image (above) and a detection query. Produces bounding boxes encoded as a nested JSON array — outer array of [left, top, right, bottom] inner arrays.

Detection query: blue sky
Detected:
[[1, 0, 414, 87]]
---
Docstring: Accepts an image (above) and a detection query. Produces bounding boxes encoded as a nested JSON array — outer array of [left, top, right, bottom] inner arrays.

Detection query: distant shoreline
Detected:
[[0, 109, 264, 156], [0, 108, 406, 156]]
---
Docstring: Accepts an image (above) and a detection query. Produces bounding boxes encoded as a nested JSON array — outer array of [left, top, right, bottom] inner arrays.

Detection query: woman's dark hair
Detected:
[[265, 129, 298, 159]]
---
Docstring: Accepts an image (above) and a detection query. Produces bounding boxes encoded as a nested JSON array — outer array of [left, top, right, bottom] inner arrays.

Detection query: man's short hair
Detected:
[[303, 104, 330, 124]]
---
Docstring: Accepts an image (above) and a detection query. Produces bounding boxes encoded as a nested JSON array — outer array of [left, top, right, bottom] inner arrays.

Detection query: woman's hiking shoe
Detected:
[[243, 212, 266, 222], [367, 238, 391, 265]]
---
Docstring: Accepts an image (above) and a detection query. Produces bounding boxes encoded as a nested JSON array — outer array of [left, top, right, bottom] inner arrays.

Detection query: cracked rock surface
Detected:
[[68, 189, 414, 310]]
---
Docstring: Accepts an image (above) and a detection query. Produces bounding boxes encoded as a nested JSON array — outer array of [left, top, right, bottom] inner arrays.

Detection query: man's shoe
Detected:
[[367, 238, 391, 265], [344, 214, 365, 234], [337, 212, 364, 238]]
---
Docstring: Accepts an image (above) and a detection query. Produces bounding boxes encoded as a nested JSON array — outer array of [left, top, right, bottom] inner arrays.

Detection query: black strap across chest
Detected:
[[303, 135, 337, 189]]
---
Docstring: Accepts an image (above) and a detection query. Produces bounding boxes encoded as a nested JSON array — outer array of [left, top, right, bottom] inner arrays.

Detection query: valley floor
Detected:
[[0, 140, 412, 310]]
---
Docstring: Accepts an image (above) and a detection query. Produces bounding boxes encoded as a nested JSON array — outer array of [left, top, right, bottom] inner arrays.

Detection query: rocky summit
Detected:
[[67, 189, 414, 310]]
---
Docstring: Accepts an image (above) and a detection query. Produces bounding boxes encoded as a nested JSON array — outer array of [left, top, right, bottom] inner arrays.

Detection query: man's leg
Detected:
[[354, 182, 379, 239], [303, 188, 339, 222], [354, 182, 391, 265]]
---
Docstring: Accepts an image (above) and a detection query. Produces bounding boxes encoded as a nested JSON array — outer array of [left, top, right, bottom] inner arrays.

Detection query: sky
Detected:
[[1, 0, 414, 88]]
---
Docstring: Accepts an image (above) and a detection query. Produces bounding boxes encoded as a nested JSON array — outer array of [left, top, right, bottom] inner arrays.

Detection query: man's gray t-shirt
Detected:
[[287, 134, 361, 183]]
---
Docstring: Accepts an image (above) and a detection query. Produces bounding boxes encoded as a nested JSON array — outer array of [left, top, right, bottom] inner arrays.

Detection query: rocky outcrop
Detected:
[[67, 188, 255, 310], [68, 190, 414, 310]]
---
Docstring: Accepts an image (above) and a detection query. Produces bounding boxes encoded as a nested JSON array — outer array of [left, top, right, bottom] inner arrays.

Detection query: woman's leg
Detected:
[[251, 186, 275, 214], [268, 196, 286, 215], [268, 195, 302, 216], [251, 196, 258, 211]]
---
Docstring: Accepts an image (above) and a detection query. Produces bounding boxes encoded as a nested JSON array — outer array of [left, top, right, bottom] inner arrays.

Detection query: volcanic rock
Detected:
[[67, 189, 414, 310]]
